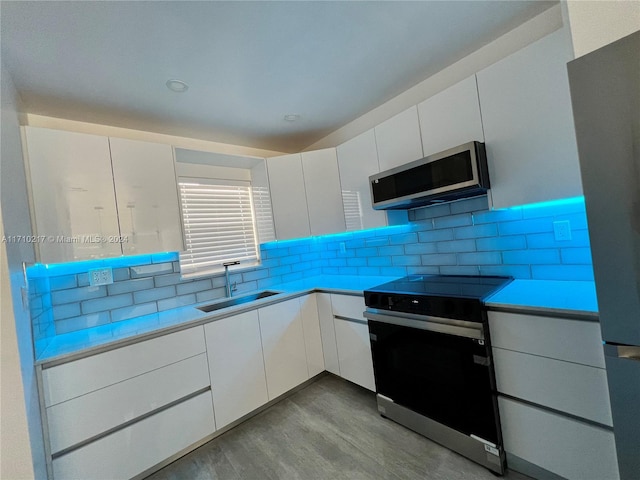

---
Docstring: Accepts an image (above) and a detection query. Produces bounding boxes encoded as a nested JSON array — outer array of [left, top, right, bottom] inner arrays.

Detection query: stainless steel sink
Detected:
[[196, 290, 281, 313]]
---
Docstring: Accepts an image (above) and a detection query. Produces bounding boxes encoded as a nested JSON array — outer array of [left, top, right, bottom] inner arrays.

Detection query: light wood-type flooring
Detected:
[[146, 374, 531, 480]]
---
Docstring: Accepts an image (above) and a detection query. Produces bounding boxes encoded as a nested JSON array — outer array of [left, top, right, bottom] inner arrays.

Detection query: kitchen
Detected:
[[1, 2, 639, 480]]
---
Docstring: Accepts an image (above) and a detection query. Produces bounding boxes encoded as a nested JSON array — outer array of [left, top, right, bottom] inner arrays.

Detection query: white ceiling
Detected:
[[1, 1, 557, 153]]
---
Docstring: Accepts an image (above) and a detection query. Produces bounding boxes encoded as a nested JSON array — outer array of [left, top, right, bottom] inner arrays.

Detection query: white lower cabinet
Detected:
[[46, 353, 210, 455], [331, 294, 376, 392], [300, 294, 325, 378], [204, 310, 269, 429], [317, 293, 340, 376], [52, 391, 216, 480], [488, 311, 619, 479], [499, 397, 619, 480], [258, 298, 310, 400]]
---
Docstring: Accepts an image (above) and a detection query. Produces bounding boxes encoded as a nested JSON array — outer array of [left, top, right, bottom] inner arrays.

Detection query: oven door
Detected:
[[365, 310, 500, 445]]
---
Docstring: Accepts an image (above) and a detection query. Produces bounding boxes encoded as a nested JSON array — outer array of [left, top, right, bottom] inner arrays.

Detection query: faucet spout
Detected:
[[222, 261, 241, 297]]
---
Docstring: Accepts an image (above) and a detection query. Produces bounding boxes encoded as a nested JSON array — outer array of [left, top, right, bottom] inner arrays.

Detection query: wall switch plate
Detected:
[[89, 268, 113, 286], [553, 220, 572, 241]]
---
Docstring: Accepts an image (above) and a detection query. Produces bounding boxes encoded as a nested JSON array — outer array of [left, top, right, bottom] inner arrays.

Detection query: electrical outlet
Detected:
[[89, 268, 113, 286], [553, 220, 572, 241]]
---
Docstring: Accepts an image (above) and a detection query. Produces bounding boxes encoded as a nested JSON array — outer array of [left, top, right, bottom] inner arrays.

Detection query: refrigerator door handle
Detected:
[[604, 344, 640, 361]]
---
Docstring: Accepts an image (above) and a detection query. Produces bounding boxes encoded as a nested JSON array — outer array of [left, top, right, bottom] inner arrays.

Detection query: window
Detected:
[[178, 178, 260, 278]]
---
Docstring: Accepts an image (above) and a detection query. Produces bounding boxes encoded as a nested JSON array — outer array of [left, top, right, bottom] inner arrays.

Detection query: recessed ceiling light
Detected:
[[284, 114, 301, 122], [166, 79, 189, 93]]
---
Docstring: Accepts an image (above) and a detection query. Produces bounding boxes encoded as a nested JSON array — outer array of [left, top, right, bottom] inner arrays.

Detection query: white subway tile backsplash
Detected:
[[30, 196, 594, 340], [176, 279, 213, 296], [82, 294, 133, 315], [133, 285, 176, 304], [110, 302, 158, 323], [130, 262, 174, 278], [107, 278, 154, 295], [52, 286, 106, 305]]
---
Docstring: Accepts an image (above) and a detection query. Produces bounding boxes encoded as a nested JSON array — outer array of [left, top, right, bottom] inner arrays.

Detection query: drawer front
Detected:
[[330, 294, 366, 320], [43, 326, 206, 407], [47, 353, 210, 454], [52, 391, 215, 480], [488, 311, 605, 368], [499, 397, 619, 480], [493, 348, 612, 426]]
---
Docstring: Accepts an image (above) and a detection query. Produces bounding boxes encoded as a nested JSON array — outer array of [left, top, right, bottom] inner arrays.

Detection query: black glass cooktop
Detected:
[[364, 275, 512, 321]]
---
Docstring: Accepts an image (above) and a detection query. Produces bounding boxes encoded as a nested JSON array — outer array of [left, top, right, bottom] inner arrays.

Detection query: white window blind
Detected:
[[179, 178, 260, 278]]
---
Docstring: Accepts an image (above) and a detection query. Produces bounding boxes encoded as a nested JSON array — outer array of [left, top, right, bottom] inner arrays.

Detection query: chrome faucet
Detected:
[[223, 261, 240, 297]]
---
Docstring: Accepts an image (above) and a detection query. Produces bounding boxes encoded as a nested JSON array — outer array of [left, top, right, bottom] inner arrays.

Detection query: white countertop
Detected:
[[485, 279, 598, 320], [36, 275, 396, 364], [37, 275, 599, 364]]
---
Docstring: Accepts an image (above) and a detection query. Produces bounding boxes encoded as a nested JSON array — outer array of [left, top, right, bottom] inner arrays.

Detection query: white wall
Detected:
[[566, 0, 640, 58], [0, 63, 46, 479], [25, 114, 286, 158], [304, 4, 564, 151]]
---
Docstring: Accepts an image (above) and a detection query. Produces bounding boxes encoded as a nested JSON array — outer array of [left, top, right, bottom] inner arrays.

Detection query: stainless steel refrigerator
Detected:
[[568, 31, 640, 480]]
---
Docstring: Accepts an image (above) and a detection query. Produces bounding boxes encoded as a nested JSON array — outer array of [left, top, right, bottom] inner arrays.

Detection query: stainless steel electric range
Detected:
[[364, 274, 512, 475]]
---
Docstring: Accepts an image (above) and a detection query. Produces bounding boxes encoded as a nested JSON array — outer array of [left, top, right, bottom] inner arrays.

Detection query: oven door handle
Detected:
[[363, 310, 484, 340]]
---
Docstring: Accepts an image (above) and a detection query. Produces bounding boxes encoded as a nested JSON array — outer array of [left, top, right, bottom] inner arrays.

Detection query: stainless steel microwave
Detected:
[[369, 141, 490, 210]]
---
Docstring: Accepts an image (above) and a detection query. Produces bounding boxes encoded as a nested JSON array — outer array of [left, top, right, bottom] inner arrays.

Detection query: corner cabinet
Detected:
[[22, 127, 184, 263], [267, 151, 345, 240], [336, 129, 387, 231], [477, 27, 582, 209]]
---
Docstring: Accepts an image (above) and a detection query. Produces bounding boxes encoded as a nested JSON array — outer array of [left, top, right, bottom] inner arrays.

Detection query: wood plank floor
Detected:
[[146, 374, 531, 480]]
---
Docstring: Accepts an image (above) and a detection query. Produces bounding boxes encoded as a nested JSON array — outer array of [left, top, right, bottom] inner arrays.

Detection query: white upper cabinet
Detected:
[[109, 138, 183, 255], [417, 75, 485, 157], [250, 160, 276, 244], [300, 148, 346, 236], [477, 27, 582, 209], [23, 127, 122, 263], [266, 153, 311, 240], [374, 106, 424, 172], [336, 129, 387, 231]]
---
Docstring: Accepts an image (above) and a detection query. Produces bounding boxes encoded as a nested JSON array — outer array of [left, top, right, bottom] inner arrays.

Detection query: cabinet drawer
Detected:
[[499, 397, 619, 480], [493, 348, 612, 426], [488, 311, 605, 368], [52, 391, 215, 480], [330, 294, 366, 320], [47, 353, 210, 454], [43, 326, 206, 407]]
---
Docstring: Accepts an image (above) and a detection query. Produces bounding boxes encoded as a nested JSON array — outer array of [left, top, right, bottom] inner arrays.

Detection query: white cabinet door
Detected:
[[46, 353, 210, 454], [299, 294, 325, 377], [23, 126, 122, 263], [499, 397, 619, 480], [477, 27, 582, 209], [266, 154, 311, 240], [301, 148, 346, 236], [250, 160, 276, 244], [204, 310, 269, 429], [109, 138, 184, 255], [374, 106, 423, 172], [52, 391, 216, 480], [336, 129, 387, 231], [417, 75, 484, 157], [259, 298, 309, 399], [334, 317, 376, 392], [317, 293, 340, 375]]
